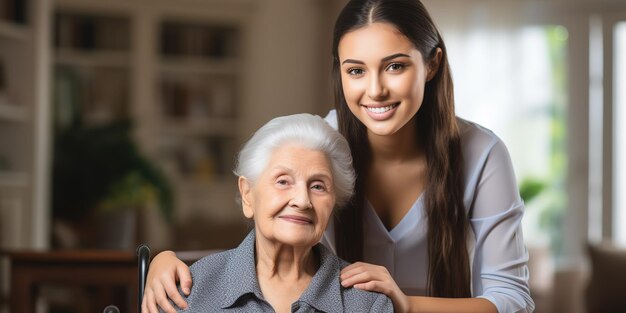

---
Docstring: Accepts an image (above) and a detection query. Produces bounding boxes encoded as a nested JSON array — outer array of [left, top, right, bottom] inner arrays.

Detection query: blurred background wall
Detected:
[[0, 0, 625, 312]]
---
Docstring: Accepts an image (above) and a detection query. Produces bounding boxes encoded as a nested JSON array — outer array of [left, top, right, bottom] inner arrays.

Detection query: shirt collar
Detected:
[[220, 229, 345, 313], [297, 242, 344, 313], [220, 230, 264, 308]]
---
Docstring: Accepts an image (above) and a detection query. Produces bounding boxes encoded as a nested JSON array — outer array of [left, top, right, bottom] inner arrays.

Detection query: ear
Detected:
[[239, 176, 254, 219], [426, 47, 443, 82]]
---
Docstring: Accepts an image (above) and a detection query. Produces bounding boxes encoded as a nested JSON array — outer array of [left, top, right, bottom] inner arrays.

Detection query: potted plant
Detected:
[[52, 120, 173, 249]]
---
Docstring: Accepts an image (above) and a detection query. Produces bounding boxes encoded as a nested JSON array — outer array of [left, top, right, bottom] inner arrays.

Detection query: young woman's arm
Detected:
[[465, 136, 534, 312], [341, 130, 534, 313], [405, 297, 497, 313], [141, 251, 192, 313], [340, 262, 497, 313]]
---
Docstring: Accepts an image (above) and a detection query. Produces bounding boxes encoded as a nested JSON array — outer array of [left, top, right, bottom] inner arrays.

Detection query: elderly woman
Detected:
[[167, 114, 392, 312]]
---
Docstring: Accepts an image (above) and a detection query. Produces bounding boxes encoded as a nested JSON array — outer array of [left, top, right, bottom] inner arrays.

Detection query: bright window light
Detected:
[[614, 22, 626, 247], [448, 25, 568, 253]]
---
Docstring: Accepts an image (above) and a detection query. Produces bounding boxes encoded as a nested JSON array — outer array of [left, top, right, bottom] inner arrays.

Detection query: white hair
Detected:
[[234, 113, 355, 207]]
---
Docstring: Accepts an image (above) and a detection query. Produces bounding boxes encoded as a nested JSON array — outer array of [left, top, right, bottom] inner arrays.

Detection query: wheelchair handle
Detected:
[[136, 244, 151, 312]]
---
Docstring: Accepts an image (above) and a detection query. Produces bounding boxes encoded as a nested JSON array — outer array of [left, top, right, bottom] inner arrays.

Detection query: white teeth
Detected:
[[366, 103, 397, 114]]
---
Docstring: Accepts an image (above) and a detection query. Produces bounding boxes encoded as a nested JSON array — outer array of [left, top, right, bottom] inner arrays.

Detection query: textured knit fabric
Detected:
[[323, 110, 535, 313], [178, 230, 393, 312]]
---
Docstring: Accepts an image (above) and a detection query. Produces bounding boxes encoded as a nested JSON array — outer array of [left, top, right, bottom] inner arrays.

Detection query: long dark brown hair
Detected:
[[331, 0, 471, 298]]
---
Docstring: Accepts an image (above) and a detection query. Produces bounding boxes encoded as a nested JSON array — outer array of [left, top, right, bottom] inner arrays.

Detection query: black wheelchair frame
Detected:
[[105, 244, 150, 313], [137, 244, 151, 312]]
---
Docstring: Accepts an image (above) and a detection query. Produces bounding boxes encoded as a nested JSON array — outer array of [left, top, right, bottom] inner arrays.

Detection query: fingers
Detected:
[[177, 264, 193, 296], [340, 262, 387, 286], [153, 280, 178, 313], [340, 262, 409, 313], [340, 262, 394, 294], [341, 268, 379, 288], [354, 280, 394, 295], [141, 294, 148, 313], [341, 262, 385, 276], [143, 250, 190, 312], [143, 288, 160, 313], [162, 272, 188, 309]]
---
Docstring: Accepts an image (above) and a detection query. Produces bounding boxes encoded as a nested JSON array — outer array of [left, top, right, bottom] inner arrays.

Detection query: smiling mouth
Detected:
[[278, 215, 313, 224], [363, 102, 400, 114]]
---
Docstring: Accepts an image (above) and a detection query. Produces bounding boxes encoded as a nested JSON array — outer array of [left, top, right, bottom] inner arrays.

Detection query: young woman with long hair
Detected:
[[142, 1, 534, 312]]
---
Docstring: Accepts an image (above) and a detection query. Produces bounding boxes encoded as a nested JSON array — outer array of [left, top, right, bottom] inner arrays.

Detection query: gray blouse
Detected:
[[323, 110, 534, 312], [177, 230, 393, 313]]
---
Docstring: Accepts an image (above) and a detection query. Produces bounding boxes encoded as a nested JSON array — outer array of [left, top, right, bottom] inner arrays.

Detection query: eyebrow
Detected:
[[310, 172, 333, 182], [341, 53, 411, 65], [270, 166, 333, 181]]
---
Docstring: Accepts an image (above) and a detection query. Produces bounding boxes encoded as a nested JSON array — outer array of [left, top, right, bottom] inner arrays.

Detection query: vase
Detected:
[[96, 209, 138, 250]]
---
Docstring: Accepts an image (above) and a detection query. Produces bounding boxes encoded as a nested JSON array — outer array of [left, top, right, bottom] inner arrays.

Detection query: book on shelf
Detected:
[[54, 65, 130, 129], [157, 135, 234, 182], [161, 22, 239, 58], [55, 12, 130, 52], [0, 0, 27, 25], [160, 77, 235, 120]]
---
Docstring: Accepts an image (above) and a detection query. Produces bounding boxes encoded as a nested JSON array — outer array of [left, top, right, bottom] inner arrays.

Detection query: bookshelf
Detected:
[[49, 0, 252, 250], [52, 11, 131, 128], [150, 19, 243, 236], [0, 0, 331, 253], [0, 0, 29, 251], [0, 0, 52, 250], [155, 20, 240, 183]]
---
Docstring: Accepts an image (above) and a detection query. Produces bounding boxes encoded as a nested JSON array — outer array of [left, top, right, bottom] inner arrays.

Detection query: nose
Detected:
[[289, 183, 312, 211], [367, 73, 388, 100]]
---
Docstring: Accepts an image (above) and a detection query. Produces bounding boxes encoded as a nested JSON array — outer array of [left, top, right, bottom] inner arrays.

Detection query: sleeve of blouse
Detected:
[[469, 138, 535, 313], [323, 109, 338, 130]]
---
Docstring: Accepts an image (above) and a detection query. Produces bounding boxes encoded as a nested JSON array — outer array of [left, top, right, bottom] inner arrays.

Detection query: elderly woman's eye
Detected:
[[311, 183, 326, 191], [277, 179, 289, 185]]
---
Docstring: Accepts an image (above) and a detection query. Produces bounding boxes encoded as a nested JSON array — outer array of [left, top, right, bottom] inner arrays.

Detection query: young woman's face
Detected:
[[338, 22, 431, 137], [239, 145, 336, 248]]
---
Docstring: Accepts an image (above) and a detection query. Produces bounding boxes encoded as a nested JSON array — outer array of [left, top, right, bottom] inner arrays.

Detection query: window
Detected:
[[614, 22, 626, 246], [448, 25, 568, 254]]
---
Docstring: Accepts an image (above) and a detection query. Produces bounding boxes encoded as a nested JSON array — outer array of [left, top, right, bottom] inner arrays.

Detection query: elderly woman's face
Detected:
[[239, 145, 336, 247]]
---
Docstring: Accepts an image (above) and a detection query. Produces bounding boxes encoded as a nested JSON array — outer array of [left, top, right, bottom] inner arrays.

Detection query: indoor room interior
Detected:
[[0, 0, 625, 312]]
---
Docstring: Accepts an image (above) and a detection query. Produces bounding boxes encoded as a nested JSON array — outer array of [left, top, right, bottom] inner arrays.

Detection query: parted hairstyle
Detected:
[[233, 113, 355, 208], [331, 0, 471, 298]]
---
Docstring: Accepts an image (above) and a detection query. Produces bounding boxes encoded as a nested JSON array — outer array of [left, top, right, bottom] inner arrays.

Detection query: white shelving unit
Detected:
[[0, 0, 52, 250], [54, 49, 131, 68], [48, 0, 254, 250], [0, 0, 328, 252]]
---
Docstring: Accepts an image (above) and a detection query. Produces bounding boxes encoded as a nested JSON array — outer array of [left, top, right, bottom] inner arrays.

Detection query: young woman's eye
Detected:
[[347, 68, 364, 76], [386, 63, 405, 72]]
